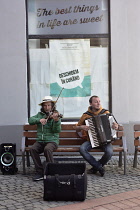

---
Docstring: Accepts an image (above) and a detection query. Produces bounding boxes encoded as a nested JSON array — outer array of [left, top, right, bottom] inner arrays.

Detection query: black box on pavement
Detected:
[[43, 163, 87, 201], [0, 143, 18, 175]]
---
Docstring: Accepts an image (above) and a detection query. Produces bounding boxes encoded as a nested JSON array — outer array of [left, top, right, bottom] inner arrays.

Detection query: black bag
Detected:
[[43, 163, 87, 201]]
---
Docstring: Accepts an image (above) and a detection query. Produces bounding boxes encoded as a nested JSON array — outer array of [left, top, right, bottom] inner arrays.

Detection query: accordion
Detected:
[[85, 114, 116, 148]]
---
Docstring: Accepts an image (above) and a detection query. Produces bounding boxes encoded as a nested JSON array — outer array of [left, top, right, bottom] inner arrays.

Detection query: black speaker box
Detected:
[[0, 143, 18, 174]]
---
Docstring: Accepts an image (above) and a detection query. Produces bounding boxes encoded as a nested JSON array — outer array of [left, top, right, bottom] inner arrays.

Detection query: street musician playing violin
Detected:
[[29, 96, 61, 181]]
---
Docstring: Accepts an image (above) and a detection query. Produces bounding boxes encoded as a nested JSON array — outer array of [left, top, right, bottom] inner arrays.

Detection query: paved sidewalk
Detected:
[[0, 156, 140, 209], [50, 189, 140, 210]]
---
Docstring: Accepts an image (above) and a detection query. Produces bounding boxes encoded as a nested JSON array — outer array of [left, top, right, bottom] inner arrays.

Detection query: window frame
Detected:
[[25, 0, 112, 120]]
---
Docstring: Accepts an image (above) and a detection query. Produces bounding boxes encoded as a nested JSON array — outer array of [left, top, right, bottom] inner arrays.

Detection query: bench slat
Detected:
[[116, 131, 124, 138], [134, 139, 140, 146], [112, 139, 123, 145], [25, 139, 36, 145], [59, 132, 79, 138], [24, 124, 124, 131], [23, 130, 123, 139], [25, 139, 84, 146], [24, 146, 124, 153], [23, 124, 76, 131], [24, 124, 37, 130], [61, 124, 76, 130], [24, 131, 80, 138], [134, 131, 140, 138], [134, 124, 140, 131], [118, 125, 123, 131], [24, 139, 123, 146], [24, 132, 37, 138], [59, 139, 84, 145], [23, 133, 123, 146]]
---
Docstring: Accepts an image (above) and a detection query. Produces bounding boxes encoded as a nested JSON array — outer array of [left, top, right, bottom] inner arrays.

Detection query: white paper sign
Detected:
[[50, 39, 91, 97]]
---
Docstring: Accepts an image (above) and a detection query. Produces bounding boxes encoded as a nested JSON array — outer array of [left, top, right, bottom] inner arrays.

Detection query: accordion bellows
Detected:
[[85, 114, 116, 148]]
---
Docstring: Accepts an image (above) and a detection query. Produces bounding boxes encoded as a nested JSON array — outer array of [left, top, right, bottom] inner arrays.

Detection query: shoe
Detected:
[[98, 167, 105, 177], [33, 174, 44, 181], [87, 167, 97, 174]]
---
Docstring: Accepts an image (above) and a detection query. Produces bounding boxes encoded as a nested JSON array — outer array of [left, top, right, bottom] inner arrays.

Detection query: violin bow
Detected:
[[45, 87, 64, 121]]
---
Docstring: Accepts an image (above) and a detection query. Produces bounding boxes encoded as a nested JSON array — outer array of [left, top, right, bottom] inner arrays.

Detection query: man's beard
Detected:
[[95, 108, 100, 111], [41, 108, 50, 115], [90, 106, 100, 112], [45, 111, 50, 116]]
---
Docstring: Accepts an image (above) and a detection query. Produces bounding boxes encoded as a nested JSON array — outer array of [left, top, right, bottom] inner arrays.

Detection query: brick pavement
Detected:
[[50, 190, 140, 210], [0, 156, 140, 209]]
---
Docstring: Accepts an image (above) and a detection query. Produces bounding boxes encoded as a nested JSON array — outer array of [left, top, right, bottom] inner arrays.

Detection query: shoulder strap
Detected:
[[109, 113, 118, 124], [83, 109, 108, 116], [83, 111, 94, 117], [99, 109, 108, 115], [84, 109, 118, 124]]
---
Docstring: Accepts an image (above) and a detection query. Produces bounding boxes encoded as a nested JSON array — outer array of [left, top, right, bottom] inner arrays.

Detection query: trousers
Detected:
[[30, 141, 58, 175], [80, 141, 113, 170]]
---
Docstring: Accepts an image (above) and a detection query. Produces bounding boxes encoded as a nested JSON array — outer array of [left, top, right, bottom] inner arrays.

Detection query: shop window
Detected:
[[27, 0, 110, 119]]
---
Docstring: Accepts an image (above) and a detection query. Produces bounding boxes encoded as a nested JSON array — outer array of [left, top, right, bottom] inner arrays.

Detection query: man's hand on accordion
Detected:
[[112, 122, 119, 130], [79, 125, 90, 131]]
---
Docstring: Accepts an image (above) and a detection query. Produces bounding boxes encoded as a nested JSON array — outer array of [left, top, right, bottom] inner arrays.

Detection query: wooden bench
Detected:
[[133, 124, 140, 168], [21, 123, 127, 175]]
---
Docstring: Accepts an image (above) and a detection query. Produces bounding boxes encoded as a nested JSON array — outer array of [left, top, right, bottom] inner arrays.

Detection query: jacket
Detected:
[[77, 106, 109, 140], [28, 112, 61, 145]]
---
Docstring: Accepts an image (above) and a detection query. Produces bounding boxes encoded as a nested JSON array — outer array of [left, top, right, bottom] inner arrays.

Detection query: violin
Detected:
[[45, 110, 63, 121], [49, 110, 63, 119]]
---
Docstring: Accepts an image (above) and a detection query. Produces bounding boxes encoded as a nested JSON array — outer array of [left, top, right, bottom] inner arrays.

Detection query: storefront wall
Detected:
[[0, 1, 27, 154], [111, 0, 140, 153], [0, 0, 140, 154]]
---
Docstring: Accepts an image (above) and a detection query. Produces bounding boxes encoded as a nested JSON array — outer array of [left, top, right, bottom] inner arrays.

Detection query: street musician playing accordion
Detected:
[[75, 95, 119, 177]]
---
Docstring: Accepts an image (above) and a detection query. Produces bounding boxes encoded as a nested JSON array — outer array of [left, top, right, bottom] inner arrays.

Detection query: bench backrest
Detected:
[[23, 124, 124, 147], [134, 124, 140, 146]]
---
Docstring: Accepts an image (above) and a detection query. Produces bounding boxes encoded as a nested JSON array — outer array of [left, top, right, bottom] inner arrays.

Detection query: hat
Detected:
[[39, 96, 56, 105]]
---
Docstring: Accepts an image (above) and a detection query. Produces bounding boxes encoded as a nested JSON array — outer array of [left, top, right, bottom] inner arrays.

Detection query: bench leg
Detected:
[[119, 151, 122, 167], [133, 147, 138, 168], [26, 151, 30, 167], [22, 152, 26, 175], [123, 151, 127, 175]]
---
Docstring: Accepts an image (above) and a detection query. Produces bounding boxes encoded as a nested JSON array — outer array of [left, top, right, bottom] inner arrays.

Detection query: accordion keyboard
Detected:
[[85, 118, 100, 148]]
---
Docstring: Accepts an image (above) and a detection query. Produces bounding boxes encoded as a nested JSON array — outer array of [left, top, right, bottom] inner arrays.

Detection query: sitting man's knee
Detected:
[[30, 145, 38, 154], [80, 144, 86, 155], [108, 147, 113, 156], [30, 146, 34, 153], [106, 148, 113, 159]]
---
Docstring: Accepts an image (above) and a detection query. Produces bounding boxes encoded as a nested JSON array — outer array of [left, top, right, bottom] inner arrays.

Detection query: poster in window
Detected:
[[50, 39, 91, 97]]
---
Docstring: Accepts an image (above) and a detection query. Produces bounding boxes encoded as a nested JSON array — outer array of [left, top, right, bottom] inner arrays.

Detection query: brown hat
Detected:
[[38, 96, 56, 105]]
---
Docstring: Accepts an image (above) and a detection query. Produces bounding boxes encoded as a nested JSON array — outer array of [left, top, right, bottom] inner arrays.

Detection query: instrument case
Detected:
[[43, 162, 87, 201]]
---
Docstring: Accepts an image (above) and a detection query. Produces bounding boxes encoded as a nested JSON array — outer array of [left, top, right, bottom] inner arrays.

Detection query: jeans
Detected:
[[80, 141, 113, 170]]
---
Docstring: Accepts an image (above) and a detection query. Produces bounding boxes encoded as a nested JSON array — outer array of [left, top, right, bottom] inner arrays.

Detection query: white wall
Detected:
[[111, 0, 140, 153], [0, 0, 140, 154], [0, 0, 27, 154], [110, 0, 129, 123], [127, 1, 140, 122], [111, 0, 140, 123], [0, 0, 27, 126]]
